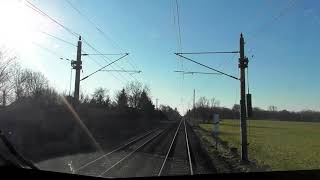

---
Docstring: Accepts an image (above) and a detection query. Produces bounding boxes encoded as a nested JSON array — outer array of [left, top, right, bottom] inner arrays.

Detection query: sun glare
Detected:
[[0, 0, 53, 55]]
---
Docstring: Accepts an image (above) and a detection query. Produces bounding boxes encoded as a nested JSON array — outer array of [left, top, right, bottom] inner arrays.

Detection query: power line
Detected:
[[26, 1, 106, 84], [212, 52, 238, 75], [59, 58, 73, 62], [32, 42, 75, 95], [250, 0, 297, 40], [25, 0, 134, 88], [174, 70, 222, 75], [37, 32, 99, 69], [83, 54, 126, 85], [81, 40, 136, 84], [28, 1, 121, 83], [246, 0, 298, 55], [82, 38, 137, 82], [25, 1, 133, 84], [63, 0, 119, 49], [175, 0, 182, 52], [83, 53, 140, 79], [64, 0, 138, 71], [81, 53, 129, 81], [173, 0, 187, 113], [40, 31, 76, 47], [81, 50, 127, 85], [82, 53, 128, 56], [100, 70, 141, 74], [176, 51, 239, 55], [32, 42, 64, 59], [172, 0, 180, 54], [25, 0, 79, 38], [81, 39, 132, 82], [81, 51, 133, 80], [81, 51, 99, 64], [175, 53, 239, 80]]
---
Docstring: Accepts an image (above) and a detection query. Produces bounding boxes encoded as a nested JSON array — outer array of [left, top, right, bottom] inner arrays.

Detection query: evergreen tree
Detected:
[[116, 88, 128, 109]]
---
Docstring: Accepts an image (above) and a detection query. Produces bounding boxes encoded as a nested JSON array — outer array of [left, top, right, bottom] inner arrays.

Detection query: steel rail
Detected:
[[98, 129, 167, 177], [74, 128, 159, 173], [157, 119, 183, 176], [184, 119, 194, 175]]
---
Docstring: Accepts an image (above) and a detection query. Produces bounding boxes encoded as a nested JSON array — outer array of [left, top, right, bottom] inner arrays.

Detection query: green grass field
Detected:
[[200, 119, 320, 171]]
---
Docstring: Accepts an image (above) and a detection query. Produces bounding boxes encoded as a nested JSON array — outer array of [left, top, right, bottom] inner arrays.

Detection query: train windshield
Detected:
[[0, 0, 319, 178]]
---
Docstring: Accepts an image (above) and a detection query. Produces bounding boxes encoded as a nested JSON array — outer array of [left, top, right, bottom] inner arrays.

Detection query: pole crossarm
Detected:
[[174, 53, 240, 80], [174, 70, 222, 75], [100, 70, 141, 73], [81, 53, 129, 81], [176, 51, 239, 55], [60, 58, 73, 62], [81, 53, 129, 56]]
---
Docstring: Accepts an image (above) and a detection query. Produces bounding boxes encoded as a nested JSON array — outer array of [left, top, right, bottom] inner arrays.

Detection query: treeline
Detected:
[[0, 51, 179, 121], [0, 51, 181, 124], [249, 107, 320, 122], [70, 81, 172, 121], [159, 105, 181, 121], [0, 55, 182, 126], [0, 54, 59, 107], [185, 96, 320, 123], [0, 52, 180, 162]]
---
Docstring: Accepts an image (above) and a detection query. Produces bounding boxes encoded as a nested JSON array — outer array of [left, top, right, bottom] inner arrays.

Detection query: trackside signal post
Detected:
[[239, 33, 249, 162], [72, 36, 82, 104]]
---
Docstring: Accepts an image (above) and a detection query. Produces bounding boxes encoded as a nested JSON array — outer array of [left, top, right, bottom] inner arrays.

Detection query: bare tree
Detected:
[[125, 81, 143, 108], [82, 94, 90, 104], [196, 96, 210, 108], [79, 92, 85, 104], [41, 87, 59, 105], [0, 51, 15, 86], [210, 97, 220, 108], [91, 87, 110, 106], [23, 69, 49, 98], [12, 63, 27, 101], [0, 50, 16, 106], [7, 64, 54, 103], [268, 105, 278, 112], [232, 104, 240, 112]]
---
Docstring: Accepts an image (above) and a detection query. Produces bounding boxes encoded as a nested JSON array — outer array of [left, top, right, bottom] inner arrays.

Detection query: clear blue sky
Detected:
[[1, 0, 319, 114]]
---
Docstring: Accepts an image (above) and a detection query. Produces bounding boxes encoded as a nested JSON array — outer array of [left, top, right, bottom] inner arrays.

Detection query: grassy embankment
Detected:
[[200, 119, 320, 171]]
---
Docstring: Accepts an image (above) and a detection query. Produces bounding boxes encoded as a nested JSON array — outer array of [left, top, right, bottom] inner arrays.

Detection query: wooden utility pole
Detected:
[[239, 33, 249, 162], [72, 36, 82, 105]]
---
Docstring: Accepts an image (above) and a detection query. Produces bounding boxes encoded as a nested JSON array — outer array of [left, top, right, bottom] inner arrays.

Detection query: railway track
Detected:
[[157, 119, 193, 176], [74, 127, 163, 176], [74, 119, 214, 178]]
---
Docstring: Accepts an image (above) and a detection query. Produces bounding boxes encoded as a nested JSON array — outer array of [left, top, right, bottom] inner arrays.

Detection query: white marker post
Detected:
[[212, 114, 220, 149]]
